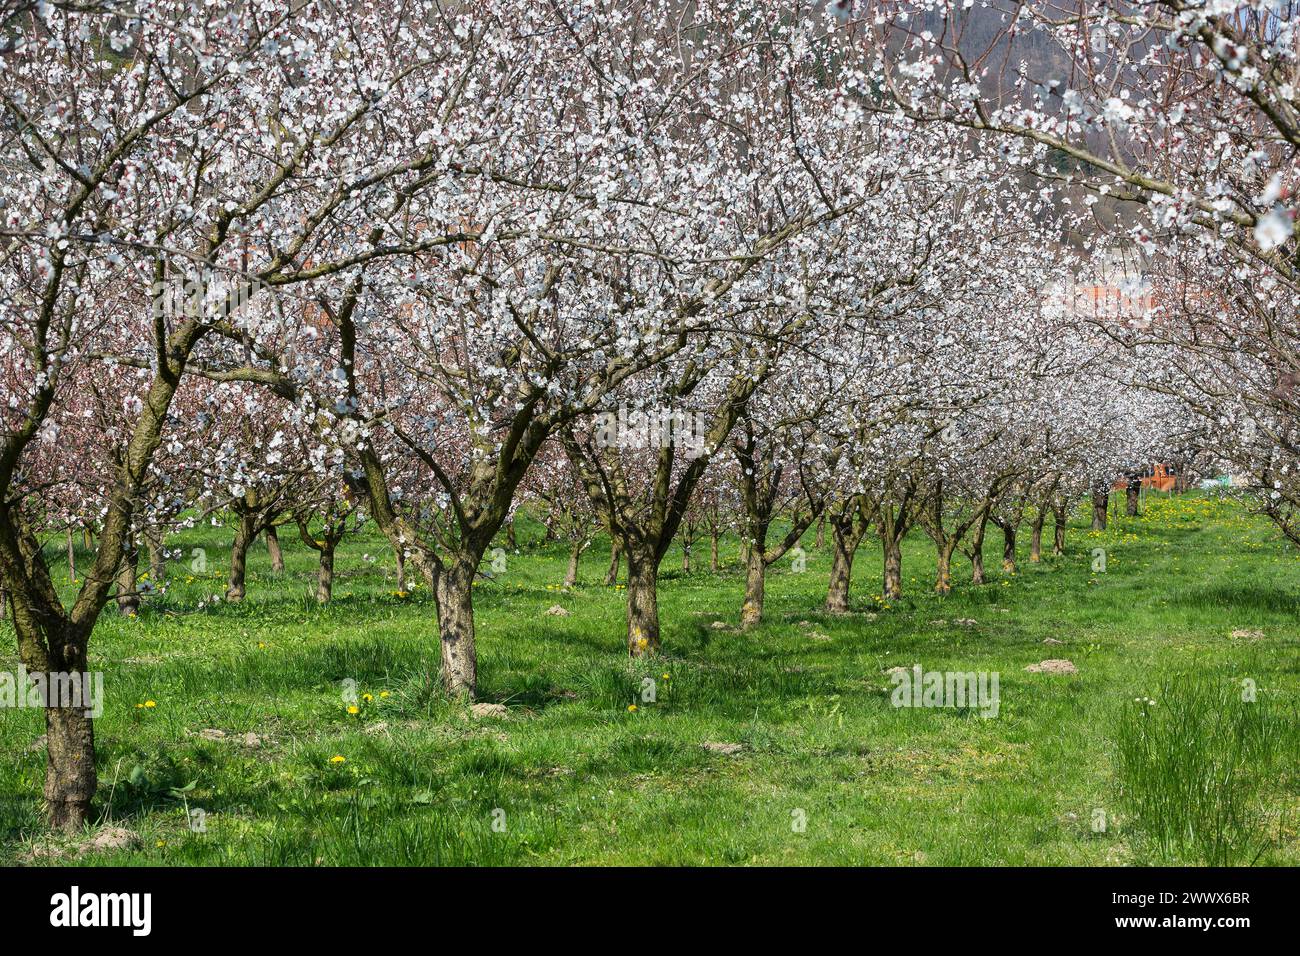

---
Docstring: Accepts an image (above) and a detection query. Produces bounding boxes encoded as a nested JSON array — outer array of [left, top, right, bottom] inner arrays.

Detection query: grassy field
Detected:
[[2, 493, 1298, 866]]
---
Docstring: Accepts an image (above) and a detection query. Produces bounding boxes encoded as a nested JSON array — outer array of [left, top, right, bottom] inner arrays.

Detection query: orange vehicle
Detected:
[[1112, 463, 1177, 493]]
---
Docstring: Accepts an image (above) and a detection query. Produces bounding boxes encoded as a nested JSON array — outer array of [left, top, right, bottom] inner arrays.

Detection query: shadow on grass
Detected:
[[1170, 583, 1300, 615]]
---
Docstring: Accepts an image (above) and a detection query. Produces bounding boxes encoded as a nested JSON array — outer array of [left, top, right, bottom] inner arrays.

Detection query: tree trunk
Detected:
[[624, 546, 661, 656], [681, 530, 692, 573], [316, 544, 335, 603], [741, 547, 766, 629], [1053, 506, 1067, 555], [935, 539, 958, 595], [66, 528, 76, 584], [115, 536, 139, 615], [1126, 480, 1140, 517], [604, 539, 621, 586], [265, 524, 285, 573], [825, 524, 859, 612], [1030, 512, 1045, 563], [146, 529, 166, 582], [395, 548, 407, 593], [434, 562, 478, 698], [815, 515, 826, 549], [1001, 522, 1017, 573], [709, 529, 719, 572], [882, 536, 902, 601], [564, 539, 583, 587], [227, 515, 256, 602], [506, 519, 518, 551], [24, 616, 97, 832], [968, 516, 988, 585], [1091, 490, 1108, 531], [45, 703, 96, 832]]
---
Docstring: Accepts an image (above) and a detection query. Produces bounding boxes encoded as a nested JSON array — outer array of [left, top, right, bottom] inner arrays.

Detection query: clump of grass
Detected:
[[1115, 669, 1294, 864]]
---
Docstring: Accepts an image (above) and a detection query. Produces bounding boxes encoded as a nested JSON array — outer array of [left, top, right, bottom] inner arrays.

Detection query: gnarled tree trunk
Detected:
[[564, 539, 584, 587], [146, 529, 166, 583], [316, 544, 335, 603], [825, 518, 865, 612], [882, 537, 902, 601], [604, 539, 621, 586], [1126, 479, 1140, 517], [624, 545, 660, 656], [999, 520, 1017, 573], [265, 524, 285, 573], [434, 561, 478, 697], [1091, 490, 1108, 531], [115, 536, 139, 616], [226, 513, 257, 602], [967, 514, 988, 585], [934, 539, 958, 595], [741, 546, 766, 629]]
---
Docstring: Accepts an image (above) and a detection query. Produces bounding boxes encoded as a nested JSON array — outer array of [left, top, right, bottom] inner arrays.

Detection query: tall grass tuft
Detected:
[[1115, 669, 1293, 865]]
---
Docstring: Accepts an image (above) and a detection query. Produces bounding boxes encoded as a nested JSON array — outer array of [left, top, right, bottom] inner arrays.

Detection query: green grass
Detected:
[[2, 493, 1298, 865]]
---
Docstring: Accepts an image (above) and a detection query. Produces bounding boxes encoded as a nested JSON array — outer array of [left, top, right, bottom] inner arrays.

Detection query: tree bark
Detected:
[[395, 548, 407, 593], [14, 613, 97, 832], [815, 515, 825, 549], [1030, 511, 1045, 563], [115, 536, 139, 616], [265, 524, 285, 573], [227, 514, 257, 602], [624, 545, 661, 655], [316, 544, 335, 603], [882, 536, 902, 601], [1000, 521, 1017, 573], [825, 521, 862, 612], [146, 529, 166, 583], [935, 539, 958, 595], [1091, 490, 1108, 531], [604, 539, 621, 586], [709, 529, 719, 572], [1126, 479, 1140, 517], [741, 546, 766, 629], [66, 528, 76, 584], [434, 561, 478, 697], [968, 514, 988, 585], [564, 538, 583, 587], [1053, 505, 1067, 555], [45, 702, 96, 832]]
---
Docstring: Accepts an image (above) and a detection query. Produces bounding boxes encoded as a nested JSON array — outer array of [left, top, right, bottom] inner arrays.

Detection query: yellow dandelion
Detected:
[[627, 704, 638, 712], [329, 755, 346, 764], [361, 693, 373, 703], [347, 704, 359, 715], [144, 700, 156, 708]]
